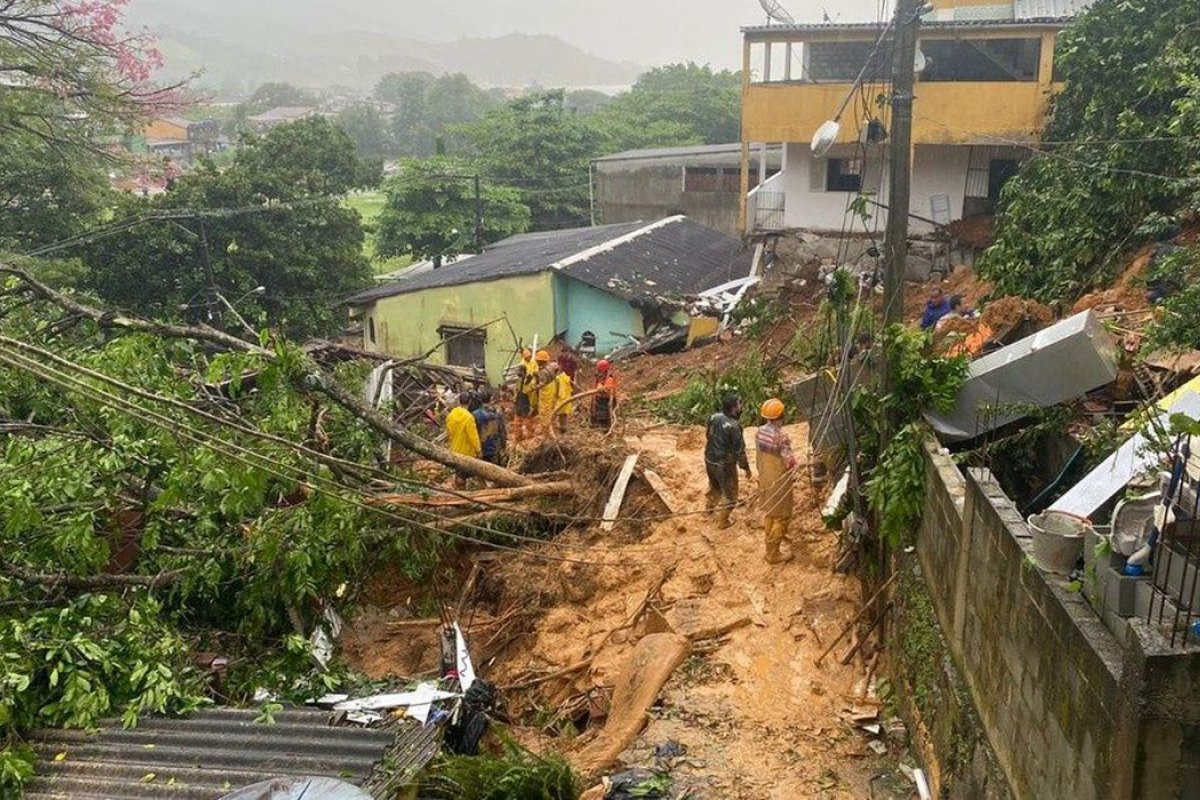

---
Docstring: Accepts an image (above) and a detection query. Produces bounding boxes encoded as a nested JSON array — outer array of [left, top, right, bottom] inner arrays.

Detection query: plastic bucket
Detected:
[[1028, 511, 1088, 574]]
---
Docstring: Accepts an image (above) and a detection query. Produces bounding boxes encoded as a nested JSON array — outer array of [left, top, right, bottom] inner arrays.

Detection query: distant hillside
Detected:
[[128, 0, 644, 96]]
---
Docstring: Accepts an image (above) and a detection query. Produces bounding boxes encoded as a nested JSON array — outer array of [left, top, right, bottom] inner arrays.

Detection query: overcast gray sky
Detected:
[[436, 0, 888, 67], [130, 0, 891, 83]]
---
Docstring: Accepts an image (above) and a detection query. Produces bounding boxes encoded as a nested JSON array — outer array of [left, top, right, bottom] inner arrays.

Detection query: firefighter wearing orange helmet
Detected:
[[756, 397, 797, 564]]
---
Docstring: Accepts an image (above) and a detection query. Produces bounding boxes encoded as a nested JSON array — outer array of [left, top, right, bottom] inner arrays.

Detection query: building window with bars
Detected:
[[684, 167, 721, 192], [824, 158, 863, 193], [439, 325, 486, 370]]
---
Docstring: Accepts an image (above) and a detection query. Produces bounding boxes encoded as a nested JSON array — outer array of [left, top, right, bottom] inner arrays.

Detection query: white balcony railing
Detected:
[[747, 171, 786, 233]]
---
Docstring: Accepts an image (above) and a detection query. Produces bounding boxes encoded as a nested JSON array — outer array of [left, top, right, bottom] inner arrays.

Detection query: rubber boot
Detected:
[[765, 519, 790, 564], [716, 507, 733, 530]]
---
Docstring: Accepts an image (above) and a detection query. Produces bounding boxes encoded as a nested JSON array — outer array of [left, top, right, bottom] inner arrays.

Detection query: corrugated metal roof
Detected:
[[742, 17, 1072, 36], [1013, 0, 1093, 19], [594, 143, 782, 163], [564, 217, 753, 302], [247, 107, 316, 123], [345, 218, 752, 306], [24, 707, 437, 800], [346, 221, 644, 304]]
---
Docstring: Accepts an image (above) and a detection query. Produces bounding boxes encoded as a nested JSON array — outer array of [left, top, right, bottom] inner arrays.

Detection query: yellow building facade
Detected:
[[739, 0, 1087, 236]]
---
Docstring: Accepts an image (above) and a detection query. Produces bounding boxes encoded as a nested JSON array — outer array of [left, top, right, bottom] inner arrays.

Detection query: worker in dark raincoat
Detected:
[[704, 394, 751, 529]]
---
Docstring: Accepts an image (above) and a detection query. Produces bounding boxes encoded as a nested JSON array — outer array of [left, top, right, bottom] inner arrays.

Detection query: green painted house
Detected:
[[345, 216, 753, 384]]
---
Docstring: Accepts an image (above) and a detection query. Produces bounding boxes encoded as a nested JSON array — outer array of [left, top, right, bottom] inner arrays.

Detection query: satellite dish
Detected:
[[759, 0, 796, 25], [811, 120, 840, 157], [914, 47, 928, 73]]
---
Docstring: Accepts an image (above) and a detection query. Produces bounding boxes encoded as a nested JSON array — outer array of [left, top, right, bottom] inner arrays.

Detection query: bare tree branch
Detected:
[[0, 562, 184, 591]]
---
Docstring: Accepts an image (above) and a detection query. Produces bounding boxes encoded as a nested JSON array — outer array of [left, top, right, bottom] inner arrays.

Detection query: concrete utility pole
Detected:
[[883, 0, 922, 329], [881, 0, 923, 447]]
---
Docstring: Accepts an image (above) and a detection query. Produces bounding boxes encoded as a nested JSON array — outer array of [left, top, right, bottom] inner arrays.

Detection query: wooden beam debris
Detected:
[[601, 454, 639, 532], [369, 481, 573, 508], [642, 469, 678, 514]]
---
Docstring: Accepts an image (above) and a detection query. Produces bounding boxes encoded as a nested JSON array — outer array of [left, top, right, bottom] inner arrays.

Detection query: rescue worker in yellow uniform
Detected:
[[445, 391, 482, 487], [535, 351, 559, 436], [514, 348, 539, 442], [554, 367, 574, 432], [755, 397, 797, 564]]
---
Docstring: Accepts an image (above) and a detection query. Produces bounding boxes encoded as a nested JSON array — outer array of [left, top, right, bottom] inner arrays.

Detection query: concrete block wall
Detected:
[[903, 440, 1200, 798], [903, 443, 1134, 798]]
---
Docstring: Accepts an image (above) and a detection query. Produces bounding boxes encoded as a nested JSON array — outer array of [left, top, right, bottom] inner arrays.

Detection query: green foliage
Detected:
[[979, 0, 1200, 301], [865, 423, 927, 548], [373, 72, 502, 158], [335, 103, 394, 161], [881, 325, 969, 420], [656, 354, 784, 425], [589, 63, 740, 150], [730, 297, 788, 340], [856, 326, 968, 546], [0, 745, 34, 796], [1145, 245, 1200, 351], [244, 83, 319, 115], [0, 594, 207, 732], [0, 310, 447, 768], [376, 158, 532, 263], [81, 118, 375, 339], [461, 91, 605, 231], [419, 742, 578, 800], [0, 146, 111, 253]]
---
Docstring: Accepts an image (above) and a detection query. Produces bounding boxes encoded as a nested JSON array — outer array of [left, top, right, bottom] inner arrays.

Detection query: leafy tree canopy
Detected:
[[0, 293, 441, 791], [336, 102, 394, 161], [82, 118, 375, 338], [979, 0, 1200, 301], [373, 71, 501, 158], [460, 91, 604, 230], [593, 63, 742, 148], [0, 142, 111, 253], [376, 158, 531, 264]]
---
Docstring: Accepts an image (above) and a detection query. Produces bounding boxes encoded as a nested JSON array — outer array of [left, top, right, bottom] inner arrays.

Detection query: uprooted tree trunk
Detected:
[[0, 266, 531, 488]]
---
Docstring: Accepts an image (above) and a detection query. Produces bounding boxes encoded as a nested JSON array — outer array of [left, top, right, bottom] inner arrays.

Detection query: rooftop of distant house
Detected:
[[593, 143, 783, 164], [743, 0, 1093, 35], [247, 106, 317, 123]]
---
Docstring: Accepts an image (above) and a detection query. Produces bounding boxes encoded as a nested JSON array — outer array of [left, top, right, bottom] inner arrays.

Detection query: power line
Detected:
[[0, 339, 733, 564], [0, 345, 655, 568], [912, 114, 1200, 184]]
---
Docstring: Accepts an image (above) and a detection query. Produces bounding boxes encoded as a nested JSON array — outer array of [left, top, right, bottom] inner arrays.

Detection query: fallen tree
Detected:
[[0, 264, 531, 488], [0, 265, 564, 791]]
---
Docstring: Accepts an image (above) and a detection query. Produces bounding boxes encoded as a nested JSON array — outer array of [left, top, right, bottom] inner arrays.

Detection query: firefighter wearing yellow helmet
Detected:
[[756, 397, 797, 564]]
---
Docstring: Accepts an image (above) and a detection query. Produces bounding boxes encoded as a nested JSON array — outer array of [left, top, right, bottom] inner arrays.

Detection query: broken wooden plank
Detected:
[[642, 468, 678, 514], [601, 454, 639, 532]]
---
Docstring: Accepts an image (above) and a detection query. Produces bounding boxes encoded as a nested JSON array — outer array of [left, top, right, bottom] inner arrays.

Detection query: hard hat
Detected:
[[761, 398, 785, 420], [521, 348, 532, 359], [596, 359, 611, 372], [535, 349, 551, 363]]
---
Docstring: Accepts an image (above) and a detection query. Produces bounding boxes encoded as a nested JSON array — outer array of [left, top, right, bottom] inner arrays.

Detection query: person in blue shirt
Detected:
[[472, 388, 508, 466], [920, 286, 953, 330]]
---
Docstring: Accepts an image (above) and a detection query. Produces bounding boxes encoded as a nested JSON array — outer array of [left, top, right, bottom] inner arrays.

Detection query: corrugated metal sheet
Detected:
[[24, 707, 439, 800], [1013, 0, 1094, 20], [742, 18, 1072, 36]]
